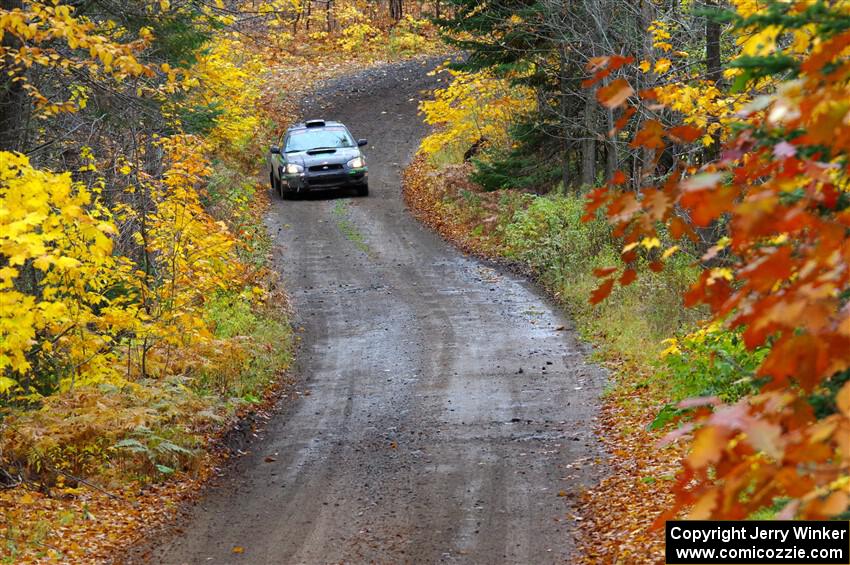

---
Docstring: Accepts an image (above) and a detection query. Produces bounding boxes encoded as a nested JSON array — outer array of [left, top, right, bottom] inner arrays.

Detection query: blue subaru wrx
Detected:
[[269, 119, 368, 199]]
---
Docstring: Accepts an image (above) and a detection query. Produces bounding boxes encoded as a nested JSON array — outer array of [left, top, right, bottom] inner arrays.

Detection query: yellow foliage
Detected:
[[338, 20, 382, 51], [0, 135, 253, 397], [185, 37, 263, 155], [388, 15, 433, 55], [419, 68, 535, 160], [0, 152, 138, 393], [0, 1, 154, 116]]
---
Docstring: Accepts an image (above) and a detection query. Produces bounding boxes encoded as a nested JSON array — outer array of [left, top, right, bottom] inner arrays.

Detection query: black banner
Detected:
[[665, 521, 850, 564]]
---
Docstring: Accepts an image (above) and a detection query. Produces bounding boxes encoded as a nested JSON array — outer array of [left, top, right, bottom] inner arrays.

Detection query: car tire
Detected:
[[356, 183, 369, 197]]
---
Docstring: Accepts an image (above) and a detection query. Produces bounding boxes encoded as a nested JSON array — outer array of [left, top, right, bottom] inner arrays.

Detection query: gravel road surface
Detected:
[[150, 57, 607, 565]]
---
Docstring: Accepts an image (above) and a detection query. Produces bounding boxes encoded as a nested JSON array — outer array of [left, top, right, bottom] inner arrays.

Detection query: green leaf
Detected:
[[114, 439, 147, 453], [156, 441, 192, 455]]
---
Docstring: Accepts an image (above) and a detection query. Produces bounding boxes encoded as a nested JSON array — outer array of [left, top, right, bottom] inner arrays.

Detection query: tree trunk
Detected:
[[0, 0, 26, 152], [390, 0, 402, 21], [705, 0, 722, 84], [581, 85, 597, 187], [558, 42, 571, 191], [699, 0, 724, 249], [605, 105, 618, 182], [637, 0, 656, 187], [326, 0, 333, 32], [306, 0, 312, 31], [704, 0, 723, 161]]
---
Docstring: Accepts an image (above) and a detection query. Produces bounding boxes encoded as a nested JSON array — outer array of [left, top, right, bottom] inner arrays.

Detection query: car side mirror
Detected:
[[270, 146, 280, 154], [357, 139, 368, 147]]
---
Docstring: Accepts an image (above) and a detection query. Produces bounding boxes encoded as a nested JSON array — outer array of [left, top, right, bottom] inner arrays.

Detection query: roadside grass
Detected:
[[332, 200, 371, 254]]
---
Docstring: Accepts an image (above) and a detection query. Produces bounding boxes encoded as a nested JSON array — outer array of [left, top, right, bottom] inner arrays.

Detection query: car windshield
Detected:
[[285, 127, 355, 152]]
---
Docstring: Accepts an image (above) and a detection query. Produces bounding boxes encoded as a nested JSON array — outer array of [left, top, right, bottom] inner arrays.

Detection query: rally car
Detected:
[[269, 119, 368, 199]]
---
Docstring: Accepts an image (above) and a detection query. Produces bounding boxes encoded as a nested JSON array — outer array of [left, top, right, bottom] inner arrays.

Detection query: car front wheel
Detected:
[[356, 183, 369, 197]]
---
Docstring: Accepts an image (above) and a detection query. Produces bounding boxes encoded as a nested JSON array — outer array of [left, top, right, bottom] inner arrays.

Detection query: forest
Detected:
[[1, 0, 849, 562]]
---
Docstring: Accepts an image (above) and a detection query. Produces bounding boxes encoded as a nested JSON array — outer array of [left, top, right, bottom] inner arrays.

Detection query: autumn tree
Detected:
[[437, 0, 735, 194], [586, 1, 850, 520]]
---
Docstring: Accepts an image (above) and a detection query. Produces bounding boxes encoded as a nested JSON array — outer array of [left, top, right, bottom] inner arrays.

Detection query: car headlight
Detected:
[[347, 156, 365, 169], [285, 163, 303, 174]]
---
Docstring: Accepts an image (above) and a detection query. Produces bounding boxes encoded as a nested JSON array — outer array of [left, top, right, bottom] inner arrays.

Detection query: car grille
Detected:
[[307, 173, 348, 186], [308, 163, 344, 172]]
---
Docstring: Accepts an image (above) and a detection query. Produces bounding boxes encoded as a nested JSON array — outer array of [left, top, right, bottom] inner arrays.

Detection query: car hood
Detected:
[[287, 147, 361, 167]]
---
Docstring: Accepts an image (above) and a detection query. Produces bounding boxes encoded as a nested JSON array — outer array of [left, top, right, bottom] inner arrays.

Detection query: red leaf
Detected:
[[611, 170, 628, 185], [669, 216, 696, 241], [621, 249, 637, 263], [619, 268, 637, 286], [668, 125, 703, 143], [614, 106, 636, 130], [589, 278, 615, 305], [583, 186, 610, 221], [593, 266, 618, 277]]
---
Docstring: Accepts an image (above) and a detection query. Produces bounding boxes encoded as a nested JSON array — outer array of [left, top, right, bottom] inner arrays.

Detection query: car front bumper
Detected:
[[282, 168, 368, 192]]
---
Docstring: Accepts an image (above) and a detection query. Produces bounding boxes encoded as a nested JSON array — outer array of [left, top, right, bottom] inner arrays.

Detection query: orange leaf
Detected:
[[758, 334, 828, 391], [669, 216, 695, 241], [680, 187, 737, 227], [642, 188, 671, 220], [819, 491, 849, 517], [631, 119, 666, 150], [597, 78, 634, 109], [688, 489, 719, 519], [688, 425, 727, 469], [836, 382, 850, 418]]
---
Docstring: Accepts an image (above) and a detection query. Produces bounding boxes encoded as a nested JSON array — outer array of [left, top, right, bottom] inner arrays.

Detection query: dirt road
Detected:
[[152, 58, 606, 564]]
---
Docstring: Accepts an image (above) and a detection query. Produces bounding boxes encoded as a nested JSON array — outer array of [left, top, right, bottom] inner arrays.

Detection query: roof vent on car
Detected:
[[304, 119, 326, 128]]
